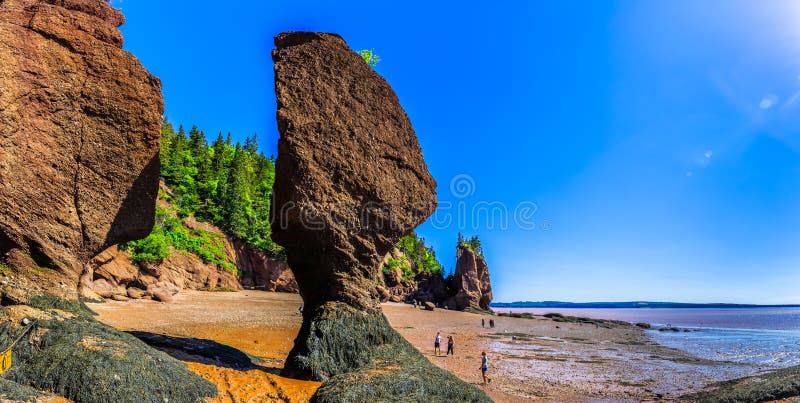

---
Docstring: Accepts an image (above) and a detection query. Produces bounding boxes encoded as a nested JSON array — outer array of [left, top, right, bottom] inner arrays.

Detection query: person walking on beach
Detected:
[[489, 319, 495, 328], [434, 332, 442, 356], [481, 318, 485, 328], [480, 351, 491, 385], [446, 335, 455, 356]]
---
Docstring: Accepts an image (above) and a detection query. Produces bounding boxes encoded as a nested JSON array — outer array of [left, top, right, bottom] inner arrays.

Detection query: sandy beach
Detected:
[[89, 291, 753, 402]]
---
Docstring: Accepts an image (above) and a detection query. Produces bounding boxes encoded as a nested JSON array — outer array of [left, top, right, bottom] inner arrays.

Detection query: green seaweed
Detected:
[[284, 303, 491, 402], [683, 364, 800, 402], [1, 302, 216, 403], [0, 378, 50, 402]]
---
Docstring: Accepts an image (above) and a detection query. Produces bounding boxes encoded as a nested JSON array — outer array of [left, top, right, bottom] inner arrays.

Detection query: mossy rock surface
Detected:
[[0, 297, 217, 403], [0, 378, 51, 402], [284, 303, 491, 402], [682, 364, 800, 402]]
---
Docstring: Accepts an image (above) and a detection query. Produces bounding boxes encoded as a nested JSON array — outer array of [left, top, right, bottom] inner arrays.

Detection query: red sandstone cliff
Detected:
[[0, 0, 163, 302]]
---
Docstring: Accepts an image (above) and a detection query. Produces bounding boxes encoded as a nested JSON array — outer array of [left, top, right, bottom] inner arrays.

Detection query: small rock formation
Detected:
[[271, 31, 488, 401], [0, 0, 162, 300], [448, 245, 493, 311], [233, 239, 298, 293]]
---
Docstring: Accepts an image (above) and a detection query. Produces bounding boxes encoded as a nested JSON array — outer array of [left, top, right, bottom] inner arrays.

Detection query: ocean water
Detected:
[[505, 307, 800, 367]]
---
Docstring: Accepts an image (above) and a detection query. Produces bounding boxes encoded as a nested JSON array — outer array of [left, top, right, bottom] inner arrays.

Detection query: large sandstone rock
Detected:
[[0, 2, 216, 400], [448, 245, 493, 311], [0, 0, 163, 298], [272, 32, 437, 313], [271, 32, 489, 402]]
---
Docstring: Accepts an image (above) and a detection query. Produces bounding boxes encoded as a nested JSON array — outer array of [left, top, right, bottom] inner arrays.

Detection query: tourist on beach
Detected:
[[447, 335, 455, 356], [482, 318, 485, 328], [480, 351, 491, 384], [434, 332, 442, 356], [489, 319, 495, 328]]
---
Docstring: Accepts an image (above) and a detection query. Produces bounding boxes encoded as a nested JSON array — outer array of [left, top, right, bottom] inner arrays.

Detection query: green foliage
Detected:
[[382, 256, 414, 282], [1, 305, 216, 402], [457, 232, 484, 257], [120, 207, 238, 274], [358, 49, 381, 67], [395, 233, 443, 277], [124, 233, 170, 263], [289, 304, 490, 402], [157, 118, 283, 258]]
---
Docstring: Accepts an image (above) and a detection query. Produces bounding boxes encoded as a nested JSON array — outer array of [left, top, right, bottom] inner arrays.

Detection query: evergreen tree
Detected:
[[158, 122, 281, 257]]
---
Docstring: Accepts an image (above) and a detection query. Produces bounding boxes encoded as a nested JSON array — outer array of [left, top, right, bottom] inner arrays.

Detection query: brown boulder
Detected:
[[376, 286, 390, 303], [91, 278, 114, 298], [126, 287, 145, 299], [91, 245, 139, 285], [148, 281, 178, 303], [423, 301, 435, 311], [0, 0, 163, 298]]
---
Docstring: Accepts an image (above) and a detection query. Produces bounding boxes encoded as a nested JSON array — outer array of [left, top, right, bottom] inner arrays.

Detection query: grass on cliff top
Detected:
[[1, 298, 216, 403], [683, 364, 800, 402]]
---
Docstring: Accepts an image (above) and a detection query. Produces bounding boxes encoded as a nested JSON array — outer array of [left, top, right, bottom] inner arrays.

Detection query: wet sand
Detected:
[[89, 291, 753, 402]]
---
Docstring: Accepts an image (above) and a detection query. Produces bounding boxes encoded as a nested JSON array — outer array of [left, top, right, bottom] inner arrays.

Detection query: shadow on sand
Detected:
[[127, 331, 282, 374]]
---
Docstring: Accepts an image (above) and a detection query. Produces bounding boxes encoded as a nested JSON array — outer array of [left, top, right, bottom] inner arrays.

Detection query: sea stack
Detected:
[[271, 32, 490, 401], [0, 0, 162, 301], [449, 245, 493, 311]]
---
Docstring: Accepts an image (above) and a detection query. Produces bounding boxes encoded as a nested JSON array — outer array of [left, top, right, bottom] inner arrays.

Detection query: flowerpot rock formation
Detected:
[[271, 31, 490, 402]]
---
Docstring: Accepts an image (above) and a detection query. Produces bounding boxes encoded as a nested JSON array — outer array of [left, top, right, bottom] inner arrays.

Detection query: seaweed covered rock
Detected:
[[271, 31, 489, 401], [682, 364, 800, 402], [0, 297, 216, 402], [0, 0, 163, 299]]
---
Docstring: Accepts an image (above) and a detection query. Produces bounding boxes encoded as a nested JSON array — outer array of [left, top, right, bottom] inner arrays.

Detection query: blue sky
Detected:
[[113, 1, 800, 304]]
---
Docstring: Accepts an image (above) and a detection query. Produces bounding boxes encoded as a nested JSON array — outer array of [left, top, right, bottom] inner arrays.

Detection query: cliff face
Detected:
[[271, 31, 488, 401], [81, 183, 297, 301], [233, 239, 298, 293], [448, 245, 493, 311], [0, 0, 163, 300], [0, 2, 216, 401]]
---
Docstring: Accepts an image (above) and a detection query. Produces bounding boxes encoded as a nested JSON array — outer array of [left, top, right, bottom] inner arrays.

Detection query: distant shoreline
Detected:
[[491, 301, 800, 309]]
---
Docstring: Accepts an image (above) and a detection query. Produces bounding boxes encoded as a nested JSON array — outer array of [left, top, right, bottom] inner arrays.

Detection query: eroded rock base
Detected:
[[0, 297, 217, 402], [283, 302, 490, 402]]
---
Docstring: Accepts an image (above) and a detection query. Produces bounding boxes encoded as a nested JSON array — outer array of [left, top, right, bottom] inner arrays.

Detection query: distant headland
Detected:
[[491, 301, 800, 309]]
